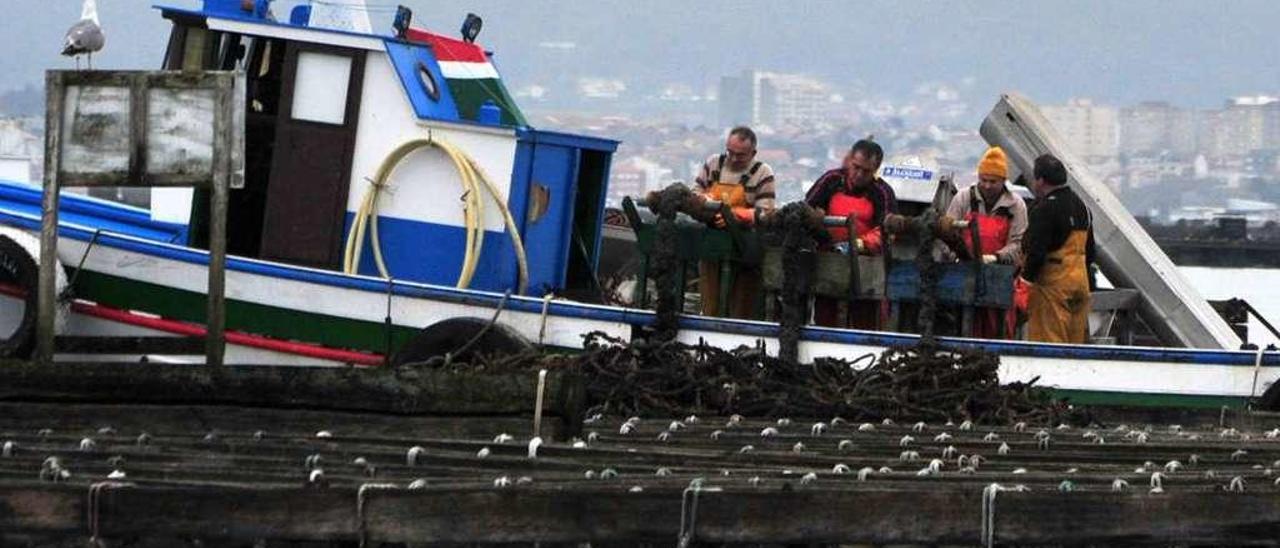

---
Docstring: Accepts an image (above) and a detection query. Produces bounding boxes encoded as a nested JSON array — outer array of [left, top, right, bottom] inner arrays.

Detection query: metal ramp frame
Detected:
[[980, 93, 1239, 349]]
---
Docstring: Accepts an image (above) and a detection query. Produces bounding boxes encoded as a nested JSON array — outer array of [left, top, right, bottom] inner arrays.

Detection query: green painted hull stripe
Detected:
[[1051, 389, 1248, 409], [67, 271, 1257, 409], [72, 269, 417, 354]]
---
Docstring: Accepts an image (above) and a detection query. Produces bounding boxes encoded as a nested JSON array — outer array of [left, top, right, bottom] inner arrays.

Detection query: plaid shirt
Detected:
[[694, 154, 777, 211]]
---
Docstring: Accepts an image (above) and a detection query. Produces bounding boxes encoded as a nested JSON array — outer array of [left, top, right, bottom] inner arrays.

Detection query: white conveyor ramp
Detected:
[[980, 93, 1239, 349]]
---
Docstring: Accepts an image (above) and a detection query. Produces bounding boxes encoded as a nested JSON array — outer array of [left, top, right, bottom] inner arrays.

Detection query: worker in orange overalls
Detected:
[[694, 126, 777, 318], [1022, 153, 1095, 343], [804, 139, 893, 329], [941, 146, 1028, 339]]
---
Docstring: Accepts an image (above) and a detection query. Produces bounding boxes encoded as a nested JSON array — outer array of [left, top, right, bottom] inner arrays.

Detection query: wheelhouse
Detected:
[[151, 0, 617, 297]]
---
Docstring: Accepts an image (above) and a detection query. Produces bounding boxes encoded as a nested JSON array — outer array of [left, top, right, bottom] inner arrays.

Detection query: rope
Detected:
[[981, 483, 1028, 548], [538, 293, 554, 347], [678, 478, 722, 548], [87, 481, 132, 545], [356, 483, 399, 548], [533, 369, 548, 437], [1251, 346, 1266, 399], [61, 228, 101, 302], [444, 289, 510, 365]]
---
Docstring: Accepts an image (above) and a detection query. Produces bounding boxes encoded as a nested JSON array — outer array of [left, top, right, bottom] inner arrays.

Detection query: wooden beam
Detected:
[[100, 486, 356, 541], [3, 484, 1280, 545], [997, 491, 1280, 545], [0, 361, 584, 422], [53, 336, 205, 354], [0, 485, 81, 534], [0, 402, 565, 441]]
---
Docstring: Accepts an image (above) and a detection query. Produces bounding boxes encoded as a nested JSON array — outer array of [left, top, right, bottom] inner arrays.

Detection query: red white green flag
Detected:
[[406, 28, 527, 126]]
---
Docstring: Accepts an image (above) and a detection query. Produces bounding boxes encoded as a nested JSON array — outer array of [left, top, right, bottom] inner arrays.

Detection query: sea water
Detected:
[[1180, 266, 1280, 348]]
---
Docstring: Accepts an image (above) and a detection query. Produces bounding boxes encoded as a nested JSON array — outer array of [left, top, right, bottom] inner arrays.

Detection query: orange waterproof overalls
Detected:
[[698, 157, 763, 318], [1027, 229, 1091, 343]]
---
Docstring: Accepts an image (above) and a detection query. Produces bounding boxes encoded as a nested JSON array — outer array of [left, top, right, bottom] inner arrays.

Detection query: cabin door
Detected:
[[259, 43, 365, 269]]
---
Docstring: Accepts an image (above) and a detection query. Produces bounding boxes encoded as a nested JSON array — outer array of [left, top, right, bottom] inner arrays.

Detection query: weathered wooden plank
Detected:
[[1, 483, 1280, 544], [366, 487, 678, 543], [0, 402, 562, 441], [0, 485, 81, 534], [99, 486, 357, 541], [58, 172, 213, 187], [37, 71, 65, 364], [998, 491, 1280, 545], [54, 336, 205, 354], [0, 361, 583, 421]]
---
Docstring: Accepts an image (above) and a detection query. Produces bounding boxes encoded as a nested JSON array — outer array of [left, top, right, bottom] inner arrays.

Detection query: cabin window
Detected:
[[290, 52, 352, 125]]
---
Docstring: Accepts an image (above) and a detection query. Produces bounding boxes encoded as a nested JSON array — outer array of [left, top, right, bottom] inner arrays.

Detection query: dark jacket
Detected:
[[804, 169, 896, 223], [1023, 185, 1096, 284]]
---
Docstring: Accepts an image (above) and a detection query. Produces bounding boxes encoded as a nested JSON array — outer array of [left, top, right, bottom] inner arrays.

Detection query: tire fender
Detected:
[[0, 228, 67, 358], [389, 316, 532, 367]]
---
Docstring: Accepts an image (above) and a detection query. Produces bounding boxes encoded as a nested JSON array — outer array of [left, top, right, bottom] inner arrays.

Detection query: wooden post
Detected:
[[36, 72, 64, 364], [39, 70, 240, 365], [205, 76, 231, 367]]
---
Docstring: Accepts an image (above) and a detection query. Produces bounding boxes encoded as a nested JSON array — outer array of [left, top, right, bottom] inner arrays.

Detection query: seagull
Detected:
[[62, 0, 105, 70]]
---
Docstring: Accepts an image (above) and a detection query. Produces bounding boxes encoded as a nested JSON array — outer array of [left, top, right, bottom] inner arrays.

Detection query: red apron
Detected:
[[825, 191, 882, 253], [815, 190, 884, 329], [964, 193, 1016, 339]]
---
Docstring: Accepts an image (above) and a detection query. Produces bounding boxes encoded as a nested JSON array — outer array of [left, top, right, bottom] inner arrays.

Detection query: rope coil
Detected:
[[345, 136, 529, 294]]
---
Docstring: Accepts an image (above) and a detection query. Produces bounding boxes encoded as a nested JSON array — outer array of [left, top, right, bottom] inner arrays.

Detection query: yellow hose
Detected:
[[343, 136, 529, 294]]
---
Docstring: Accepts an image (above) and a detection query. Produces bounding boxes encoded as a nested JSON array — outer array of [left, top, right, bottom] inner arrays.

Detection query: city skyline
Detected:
[[4, 1, 1280, 228], [5, 1, 1280, 116]]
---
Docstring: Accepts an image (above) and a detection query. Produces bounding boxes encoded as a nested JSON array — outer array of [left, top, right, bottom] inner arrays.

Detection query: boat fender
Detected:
[[388, 316, 532, 367], [0, 228, 67, 358], [1257, 378, 1280, 411]]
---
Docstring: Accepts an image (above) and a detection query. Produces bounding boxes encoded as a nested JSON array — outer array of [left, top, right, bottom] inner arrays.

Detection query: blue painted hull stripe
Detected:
[[0, 181, 187, 244], [0, 195, 1275, 367], [341, 213, 521, 291]]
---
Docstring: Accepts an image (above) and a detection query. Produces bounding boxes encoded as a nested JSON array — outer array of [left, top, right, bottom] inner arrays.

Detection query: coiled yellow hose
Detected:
[[343, 137, 529, 294]]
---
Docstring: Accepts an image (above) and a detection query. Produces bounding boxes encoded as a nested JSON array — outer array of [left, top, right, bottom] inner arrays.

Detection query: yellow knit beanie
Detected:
[[977, 146, 1008, 180]]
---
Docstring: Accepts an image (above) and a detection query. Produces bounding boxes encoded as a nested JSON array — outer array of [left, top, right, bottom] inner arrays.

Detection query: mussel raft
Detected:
[[3, 399, 1280, 546]]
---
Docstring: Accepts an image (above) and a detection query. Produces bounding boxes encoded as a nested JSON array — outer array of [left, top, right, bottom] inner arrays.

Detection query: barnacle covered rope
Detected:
[[453, 332, 1078, 425]]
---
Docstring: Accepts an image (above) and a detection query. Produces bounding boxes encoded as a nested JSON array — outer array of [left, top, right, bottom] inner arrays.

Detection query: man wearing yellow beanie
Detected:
[[941, 146, 1028, 338]]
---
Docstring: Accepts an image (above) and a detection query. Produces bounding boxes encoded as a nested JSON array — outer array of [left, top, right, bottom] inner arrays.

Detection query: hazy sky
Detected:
[[9, 1, 1280, 111]]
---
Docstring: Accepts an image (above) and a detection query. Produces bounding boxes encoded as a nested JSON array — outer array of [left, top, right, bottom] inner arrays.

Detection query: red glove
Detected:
[[859, 227, 883, 254], [1014, 277, 1031, 313], [731, 207, 755, 226]]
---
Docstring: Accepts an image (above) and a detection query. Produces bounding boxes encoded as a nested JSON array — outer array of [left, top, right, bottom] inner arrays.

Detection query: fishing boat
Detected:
[[3, 0, 1278, 409]]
